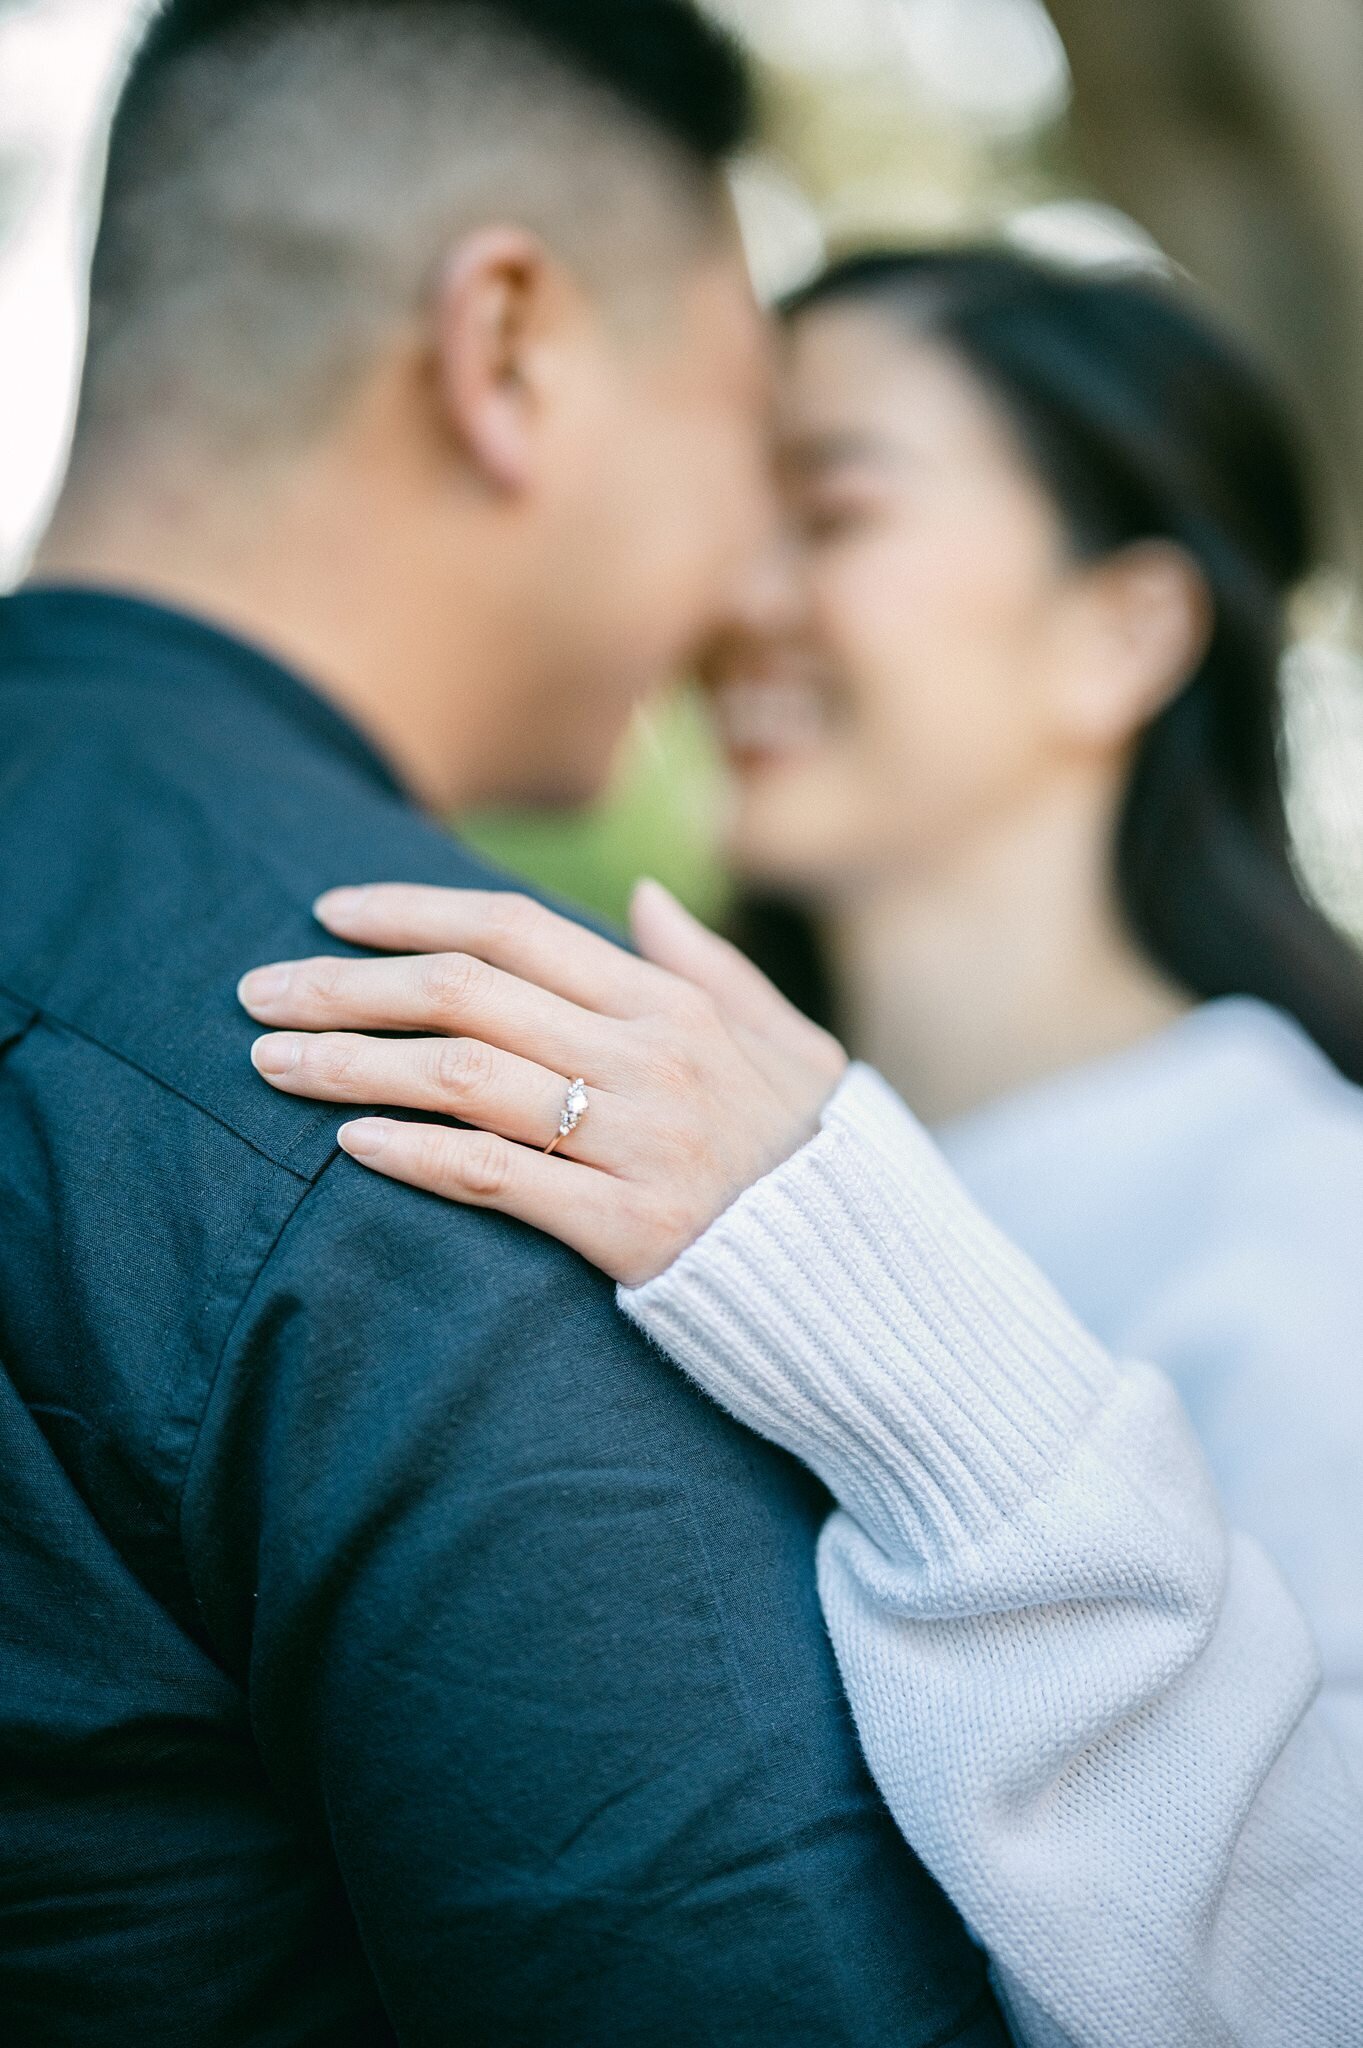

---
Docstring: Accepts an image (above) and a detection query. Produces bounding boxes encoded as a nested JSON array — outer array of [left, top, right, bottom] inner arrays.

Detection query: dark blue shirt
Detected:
[[0, 588, 1004, 2047]]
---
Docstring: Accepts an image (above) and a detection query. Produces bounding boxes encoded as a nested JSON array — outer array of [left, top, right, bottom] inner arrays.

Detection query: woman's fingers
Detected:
[[237, 884, 848, 1285], [250, 1030, 616, 1163], [631, 878, 803, 1036], [630, 878, 847, 1095], [313, 885, 672, 1019], [238, 947, 613, 1077], [336, 1119, 626, 1272]]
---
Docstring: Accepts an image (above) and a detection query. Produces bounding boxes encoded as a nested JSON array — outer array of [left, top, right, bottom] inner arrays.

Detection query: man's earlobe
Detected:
[[433, 227, 555, 494]]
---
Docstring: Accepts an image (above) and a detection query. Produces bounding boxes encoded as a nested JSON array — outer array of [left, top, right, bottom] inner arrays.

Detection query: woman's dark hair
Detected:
[[751, 244, 1363, 1082]]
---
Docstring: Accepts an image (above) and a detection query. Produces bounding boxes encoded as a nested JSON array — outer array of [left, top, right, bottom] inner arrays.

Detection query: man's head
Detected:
[[58, 1, 774, 804]]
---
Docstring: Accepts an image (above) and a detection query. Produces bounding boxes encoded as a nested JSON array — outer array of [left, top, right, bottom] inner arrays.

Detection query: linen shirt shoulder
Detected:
[[0, 590, 1004, 2046]]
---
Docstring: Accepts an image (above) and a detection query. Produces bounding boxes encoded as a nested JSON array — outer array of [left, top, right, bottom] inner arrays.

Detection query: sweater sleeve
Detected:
[[619, 1063, 1363, 2048]]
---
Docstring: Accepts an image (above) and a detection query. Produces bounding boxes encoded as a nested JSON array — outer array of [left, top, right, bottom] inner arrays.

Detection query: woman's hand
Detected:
[[238, 880, 846, 1286]]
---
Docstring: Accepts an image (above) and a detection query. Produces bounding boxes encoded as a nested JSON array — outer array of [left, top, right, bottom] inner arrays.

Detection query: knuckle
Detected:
[[458, 1130, 509, 1199], [423, 952, 483, 1014], [636, 1028, 700, 1097], [433, 1035, 495, 1104], [487, 891, 538, 944], [312, 1032, 361, 1085], [302, 956, 348, 1007], [411, 1125, 451, 1182]]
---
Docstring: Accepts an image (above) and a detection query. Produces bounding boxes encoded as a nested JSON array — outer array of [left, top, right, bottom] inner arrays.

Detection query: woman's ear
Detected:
[[430, 226, 568, 494], [1058, 540, 1214, 752]]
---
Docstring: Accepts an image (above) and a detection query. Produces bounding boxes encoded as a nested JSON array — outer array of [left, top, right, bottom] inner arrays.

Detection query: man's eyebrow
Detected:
[[782, 430, 899, 476]]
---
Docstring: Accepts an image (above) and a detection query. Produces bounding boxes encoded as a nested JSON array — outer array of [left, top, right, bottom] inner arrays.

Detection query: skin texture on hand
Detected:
[[238, 880, 846, 1286]]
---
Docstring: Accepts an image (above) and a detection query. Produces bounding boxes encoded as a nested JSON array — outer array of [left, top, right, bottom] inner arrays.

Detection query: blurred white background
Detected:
[[0, 0, 146, 572]]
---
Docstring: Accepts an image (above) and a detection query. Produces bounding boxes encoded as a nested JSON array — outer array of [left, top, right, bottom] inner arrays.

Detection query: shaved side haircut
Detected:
[[77, 0, 753, 462]]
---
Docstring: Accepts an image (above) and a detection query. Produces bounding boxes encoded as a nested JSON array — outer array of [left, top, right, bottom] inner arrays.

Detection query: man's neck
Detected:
[[35, 463, 507, 814], [827, 778, 1192, 1129]]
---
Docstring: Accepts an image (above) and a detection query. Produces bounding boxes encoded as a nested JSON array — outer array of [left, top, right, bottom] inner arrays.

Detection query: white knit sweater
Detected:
[[620, 1007, 1363, 2048]]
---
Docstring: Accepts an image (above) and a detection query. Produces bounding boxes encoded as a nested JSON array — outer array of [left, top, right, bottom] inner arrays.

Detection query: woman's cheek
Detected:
[[812, 535, 914, 671]]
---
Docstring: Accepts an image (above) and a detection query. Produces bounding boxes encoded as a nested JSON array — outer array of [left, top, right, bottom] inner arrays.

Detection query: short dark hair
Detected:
[[123, 0, 753, 167], [76, 0, 753, 460]]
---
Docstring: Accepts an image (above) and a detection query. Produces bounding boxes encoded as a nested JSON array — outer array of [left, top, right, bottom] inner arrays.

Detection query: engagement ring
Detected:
[[543, 1077, 588, 1156]]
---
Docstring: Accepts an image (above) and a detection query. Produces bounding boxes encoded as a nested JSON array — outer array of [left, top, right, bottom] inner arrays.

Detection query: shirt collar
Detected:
[[0, 582, 409, 801]]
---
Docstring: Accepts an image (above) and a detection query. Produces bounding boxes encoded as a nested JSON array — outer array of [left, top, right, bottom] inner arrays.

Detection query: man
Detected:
[[0, 3, 1006, 2040]]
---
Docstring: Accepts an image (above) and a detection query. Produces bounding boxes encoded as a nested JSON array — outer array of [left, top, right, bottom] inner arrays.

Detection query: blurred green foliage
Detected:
[[461, 686, 733, 934]]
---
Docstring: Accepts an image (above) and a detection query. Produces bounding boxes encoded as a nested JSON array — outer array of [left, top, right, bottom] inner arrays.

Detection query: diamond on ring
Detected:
[[544, 1078, 589, 1155], [559, 1078, 588, 1137]]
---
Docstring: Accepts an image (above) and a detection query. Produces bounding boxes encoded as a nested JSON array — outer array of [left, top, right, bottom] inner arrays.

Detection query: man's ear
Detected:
[[431, 226, 570, 494], [1058, 540, 1214, 751]]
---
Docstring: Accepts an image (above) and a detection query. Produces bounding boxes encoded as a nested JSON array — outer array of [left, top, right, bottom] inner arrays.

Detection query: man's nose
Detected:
[[721, 526, 807, 642]]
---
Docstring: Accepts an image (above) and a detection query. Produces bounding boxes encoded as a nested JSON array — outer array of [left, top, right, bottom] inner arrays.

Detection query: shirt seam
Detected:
[[0, 977, 326, 1182], [172, 1146, 352, 1654]]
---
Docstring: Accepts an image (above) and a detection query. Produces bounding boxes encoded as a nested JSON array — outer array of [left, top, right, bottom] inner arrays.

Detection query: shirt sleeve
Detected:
[[621, 1062, 1363, 2048], [179, 1144, 1006, 2048]]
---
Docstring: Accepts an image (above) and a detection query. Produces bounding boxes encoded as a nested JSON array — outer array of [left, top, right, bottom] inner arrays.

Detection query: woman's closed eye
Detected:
[[791, 479, 883, 544]]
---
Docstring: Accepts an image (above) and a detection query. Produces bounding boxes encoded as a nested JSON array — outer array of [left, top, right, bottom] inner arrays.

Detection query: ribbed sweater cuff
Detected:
[[620, 1063, 1120, 1563]]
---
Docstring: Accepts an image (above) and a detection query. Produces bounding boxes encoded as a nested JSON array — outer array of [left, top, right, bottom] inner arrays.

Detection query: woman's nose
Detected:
[[726, 531, 807, 640]]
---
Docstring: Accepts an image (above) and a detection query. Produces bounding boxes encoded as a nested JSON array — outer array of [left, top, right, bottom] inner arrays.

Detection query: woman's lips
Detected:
[[710, 673, 836, 770]]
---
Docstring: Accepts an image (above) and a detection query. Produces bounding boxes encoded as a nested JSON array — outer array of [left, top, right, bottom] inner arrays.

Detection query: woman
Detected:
[[238, 251, 1363, 2043]]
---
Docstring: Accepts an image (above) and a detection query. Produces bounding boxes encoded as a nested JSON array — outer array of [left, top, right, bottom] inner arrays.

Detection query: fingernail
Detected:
[[238, 964, 292, 1009], [339, 1118, 390, 1160], [314, 887, 367, 925], [251, 1033, 304, 1077]]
